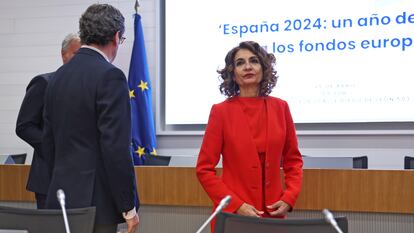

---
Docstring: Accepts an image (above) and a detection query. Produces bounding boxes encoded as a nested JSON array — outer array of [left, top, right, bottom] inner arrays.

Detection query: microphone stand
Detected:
[[195, 195, 231, 233], [57, 189, 71, 233]]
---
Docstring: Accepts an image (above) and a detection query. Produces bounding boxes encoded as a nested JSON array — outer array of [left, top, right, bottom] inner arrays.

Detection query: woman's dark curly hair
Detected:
[[79, 4, 125, 46], [218, 41, 278, 98]]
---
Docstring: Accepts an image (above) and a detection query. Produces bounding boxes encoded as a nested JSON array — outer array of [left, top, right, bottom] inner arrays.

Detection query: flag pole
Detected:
[[135, 0, 139, 14]]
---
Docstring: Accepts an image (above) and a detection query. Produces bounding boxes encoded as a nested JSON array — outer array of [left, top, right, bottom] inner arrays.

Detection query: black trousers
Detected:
[[35, 193, 47, 209], [93, 224, 118, 233]]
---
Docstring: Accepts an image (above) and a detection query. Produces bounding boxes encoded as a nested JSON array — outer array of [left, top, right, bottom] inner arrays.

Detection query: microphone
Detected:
[[322, 209, 343, 233], [57, 189, 71, 233], [216, 195, 231, 213], [195, 195, 231, 233]]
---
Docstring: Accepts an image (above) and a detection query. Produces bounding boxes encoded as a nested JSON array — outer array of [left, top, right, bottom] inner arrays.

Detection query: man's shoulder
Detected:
[[26, 72, 55, 90], [32, 72, 54, 81], [38, 72, 55, 81]]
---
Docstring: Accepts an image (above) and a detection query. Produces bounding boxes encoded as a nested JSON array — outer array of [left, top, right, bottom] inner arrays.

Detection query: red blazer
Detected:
[[196, 96, 303, 215]]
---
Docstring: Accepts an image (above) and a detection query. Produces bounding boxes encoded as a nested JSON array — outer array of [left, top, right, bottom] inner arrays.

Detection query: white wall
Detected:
[[1, 0, 413, 170]]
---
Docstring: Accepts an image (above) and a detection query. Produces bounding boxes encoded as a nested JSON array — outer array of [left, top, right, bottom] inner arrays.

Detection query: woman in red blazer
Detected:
[[196, 41, 303, 231]]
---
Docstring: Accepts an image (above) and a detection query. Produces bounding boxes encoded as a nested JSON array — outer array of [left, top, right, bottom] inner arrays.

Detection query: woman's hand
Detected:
[[236, 203, 264, 217], [267, 200, 291, 216]]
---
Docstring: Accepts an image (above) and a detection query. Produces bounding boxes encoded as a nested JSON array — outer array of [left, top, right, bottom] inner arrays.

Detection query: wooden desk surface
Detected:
[[1, 165, 413, 214]]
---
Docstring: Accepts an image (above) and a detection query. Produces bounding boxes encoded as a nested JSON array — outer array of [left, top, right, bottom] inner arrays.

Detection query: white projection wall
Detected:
[[165, 0, 414, 125]]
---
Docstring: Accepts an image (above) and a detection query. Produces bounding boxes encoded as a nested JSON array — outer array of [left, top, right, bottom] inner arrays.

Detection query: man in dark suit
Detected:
[[15, 33, 81, 209], [42, 4, 139, 233]]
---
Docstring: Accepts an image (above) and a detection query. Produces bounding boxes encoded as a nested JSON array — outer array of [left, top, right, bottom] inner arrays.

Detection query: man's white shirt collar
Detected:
[[81, 45, 110, 62]]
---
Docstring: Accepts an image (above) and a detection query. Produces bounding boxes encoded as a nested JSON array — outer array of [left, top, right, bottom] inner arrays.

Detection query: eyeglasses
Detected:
[[119, 36, 126, 45]]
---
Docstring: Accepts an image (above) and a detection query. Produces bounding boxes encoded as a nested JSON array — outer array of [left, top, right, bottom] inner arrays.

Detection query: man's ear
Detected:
[[113, 31, 120, 45], [61, 49, 67, 63]]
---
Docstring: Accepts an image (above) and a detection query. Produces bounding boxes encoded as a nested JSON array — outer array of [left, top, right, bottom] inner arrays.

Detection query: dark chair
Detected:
[[4, 154, 27, 164], [352, 156, 368, 169], [0, 230, 28, 233], [0, 206, 95, 233], [144, 154, 171, 166], [301, 155, 367, 169], [301, 156, 354, 169], [215, 212, 348, 233], [404, 156, 414, 169]]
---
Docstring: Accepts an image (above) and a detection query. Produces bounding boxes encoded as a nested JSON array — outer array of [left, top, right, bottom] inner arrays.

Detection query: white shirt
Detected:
[[81, 45, 110, 62]]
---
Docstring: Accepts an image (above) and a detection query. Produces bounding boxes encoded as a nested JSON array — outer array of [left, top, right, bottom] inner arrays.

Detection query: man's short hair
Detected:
[[79, 4, 125, 46], [61, 33, 80, 52]]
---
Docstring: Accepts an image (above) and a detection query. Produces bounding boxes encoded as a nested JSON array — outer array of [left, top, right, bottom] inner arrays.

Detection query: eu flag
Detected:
[[128, 13, 157, 165]]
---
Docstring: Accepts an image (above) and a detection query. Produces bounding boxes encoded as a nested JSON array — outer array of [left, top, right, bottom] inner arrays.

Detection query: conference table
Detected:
[[1, 165, 413, 214]]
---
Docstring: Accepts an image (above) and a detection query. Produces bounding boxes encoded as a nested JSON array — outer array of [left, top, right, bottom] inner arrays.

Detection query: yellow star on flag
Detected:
[[137, 80, 149, 91], [150, 148, 158, 156], [135, 146, 146, 157], [129, 90, 135, 98]]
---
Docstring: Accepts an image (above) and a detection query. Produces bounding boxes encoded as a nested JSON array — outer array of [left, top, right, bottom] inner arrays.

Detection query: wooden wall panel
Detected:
[[0, 165, 34, 201], [1, 165, 413, 214], [296, 169, 414, 213], [136, 167, 209, 206]]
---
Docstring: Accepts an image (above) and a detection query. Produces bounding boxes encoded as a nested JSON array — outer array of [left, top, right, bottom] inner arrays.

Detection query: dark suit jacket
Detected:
[[43, 48, 139, 224], [16, 72, 54, 195]]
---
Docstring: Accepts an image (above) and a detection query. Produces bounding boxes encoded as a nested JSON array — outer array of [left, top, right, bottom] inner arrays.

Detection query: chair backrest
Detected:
[[144, 154, 171, 166], [301, 156, 353, 169], [300, 155, 367, 169], [0, 230, 28, 233], [3, 154, 27, 165], [168, 155, 199, 167], [404, 156, 414, 169], [215, 212, 348, 233], [352, 156, 368, 169], [0, 206, 95, 233]]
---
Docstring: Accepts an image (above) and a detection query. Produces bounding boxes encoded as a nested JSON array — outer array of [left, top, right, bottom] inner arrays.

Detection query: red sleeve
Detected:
[[280, 102, 303, 208], [196, 105, 244, 212]]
